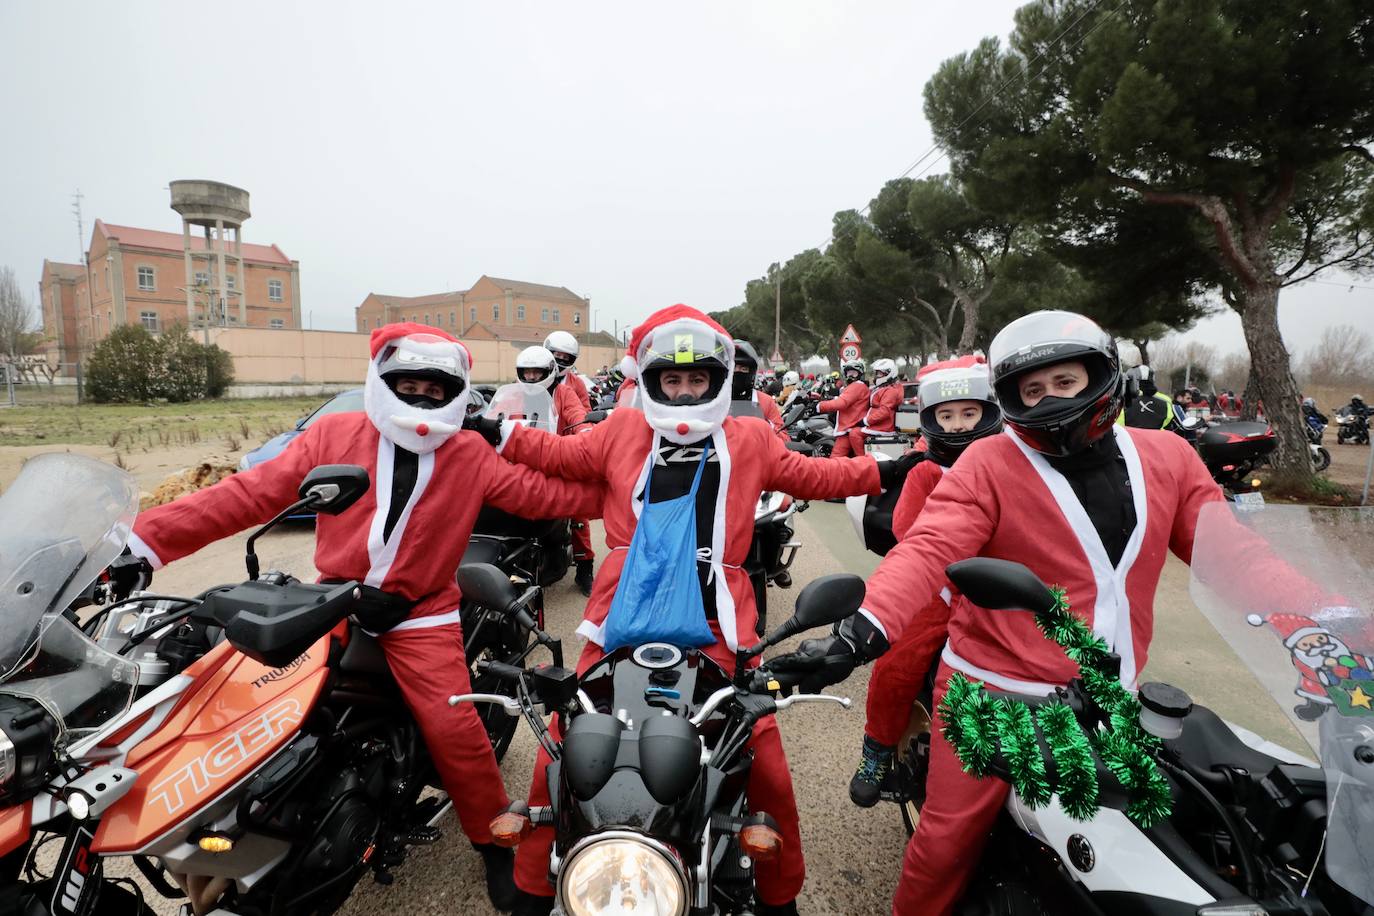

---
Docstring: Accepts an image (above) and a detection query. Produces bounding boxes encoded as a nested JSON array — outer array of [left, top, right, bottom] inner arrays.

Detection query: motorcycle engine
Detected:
[[299, 767, 381, 876]]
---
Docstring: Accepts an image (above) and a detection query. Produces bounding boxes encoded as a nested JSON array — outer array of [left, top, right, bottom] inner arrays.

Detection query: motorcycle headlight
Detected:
[[558, 833, 689, 916]]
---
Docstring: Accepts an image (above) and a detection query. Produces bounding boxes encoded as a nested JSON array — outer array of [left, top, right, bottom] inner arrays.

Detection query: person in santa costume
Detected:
[[474, 304, 909, 916], [849, 364, 1003, 808], [816, 358, 871, 458], [764, 309, 1327, 916], [543, 330, 591, 410], [1248, 612, 1374, 720], [124, 323, 604, 912], [859, 358, 904, 437], [731, 338, 790, 440], [614, 352, 640, 407], [515, 344, 595, 594]]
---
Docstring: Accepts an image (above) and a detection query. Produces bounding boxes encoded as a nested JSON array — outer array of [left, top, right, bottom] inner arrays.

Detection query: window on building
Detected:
[[411, 315, 418, 324], [552, 308, 561, 324], [270, 318, 285, 329], [424, 313, 431, 326], [137, 266, 155, 291], [226, 274, 236, 291], [541, 308, 550, 323], [516, 303, 526, 321], [450, 310, 457, 327], [362, 318, 369, 331], [268, 279, 283, 301], [194, 271, 209, 287], [573, 311, 582, 326], [470, 306, 477, 323], [140, 310, 159, 331], [492, 303, 500, 322]]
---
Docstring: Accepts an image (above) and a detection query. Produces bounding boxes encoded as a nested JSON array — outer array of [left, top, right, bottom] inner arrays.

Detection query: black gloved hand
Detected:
[[876, 450, 924, 490], [107, 549, 154, 600], [764, 612, 890, 694], [463, 413, 504, 448]]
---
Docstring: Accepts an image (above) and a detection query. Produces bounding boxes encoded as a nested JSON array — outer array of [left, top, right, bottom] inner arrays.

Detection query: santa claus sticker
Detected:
[[1248, 612, 1374, 720]]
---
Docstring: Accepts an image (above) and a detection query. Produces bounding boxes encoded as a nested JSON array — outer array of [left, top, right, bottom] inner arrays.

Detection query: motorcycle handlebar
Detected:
[[478, 660, 527, 682]]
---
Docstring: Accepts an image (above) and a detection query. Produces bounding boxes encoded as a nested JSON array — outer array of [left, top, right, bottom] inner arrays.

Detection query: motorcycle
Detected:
[[1335, 410, 1370, 446], [871, 504, 1374, 915], [0, 454, 553, 916], [779, 401, 834, 458], [450, 575, 866, 916]]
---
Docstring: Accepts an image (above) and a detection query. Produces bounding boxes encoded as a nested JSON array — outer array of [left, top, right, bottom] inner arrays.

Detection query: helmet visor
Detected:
[[551, 351, 576, 369], [988, 311, 1115, 384], [639, 326, 730, 371]]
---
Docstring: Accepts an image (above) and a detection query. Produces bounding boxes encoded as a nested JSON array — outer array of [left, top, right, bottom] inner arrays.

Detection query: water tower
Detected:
[[169, 180, 251, 330]]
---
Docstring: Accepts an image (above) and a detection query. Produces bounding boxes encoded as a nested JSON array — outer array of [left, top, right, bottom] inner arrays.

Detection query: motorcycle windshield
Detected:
[[1188, 502, 1374, 905], [0, 454, 140, 737], [485, 383, 556, 433]]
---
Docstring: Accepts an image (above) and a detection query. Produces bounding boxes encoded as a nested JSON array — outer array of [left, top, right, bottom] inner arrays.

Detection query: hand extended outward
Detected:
[[462, 413, 505, 447], [763, 612, 890, 694], [876, 450, 924, 490]]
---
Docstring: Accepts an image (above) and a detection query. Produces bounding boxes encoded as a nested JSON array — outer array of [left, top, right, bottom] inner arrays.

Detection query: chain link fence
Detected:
[[2, 361, 82, 407]]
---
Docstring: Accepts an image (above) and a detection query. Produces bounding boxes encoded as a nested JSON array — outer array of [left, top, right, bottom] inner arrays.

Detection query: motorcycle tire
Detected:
[[1313, 446, 1331, 472], [464, 609, 534, 762], [1337, 432, 1347, 444]]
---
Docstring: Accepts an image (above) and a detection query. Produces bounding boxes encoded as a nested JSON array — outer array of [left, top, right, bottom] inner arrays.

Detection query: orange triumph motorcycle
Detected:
[[0, 454, 544, 916]]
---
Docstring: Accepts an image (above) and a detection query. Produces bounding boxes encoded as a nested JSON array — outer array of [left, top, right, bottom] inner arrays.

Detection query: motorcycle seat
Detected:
[[461, 536, 506, 570], [338, 628, 392, 677], [1167, 704, 1285, 779]]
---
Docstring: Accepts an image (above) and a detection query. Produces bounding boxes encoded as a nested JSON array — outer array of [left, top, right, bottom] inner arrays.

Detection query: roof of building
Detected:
[[43, 260, 87, 282], [482, 276, 585, 303], [365, 291, 467, 312], [95, 220, 292, 265]]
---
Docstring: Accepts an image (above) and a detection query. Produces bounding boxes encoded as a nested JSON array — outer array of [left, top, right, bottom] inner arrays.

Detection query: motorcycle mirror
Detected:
[[298, 465, 370, 516], [457, 563, 521, 612], [945, 558, 1057, 614], [752, 574, 865, 654]]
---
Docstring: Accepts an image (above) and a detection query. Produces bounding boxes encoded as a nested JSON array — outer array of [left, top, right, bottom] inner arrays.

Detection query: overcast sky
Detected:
[[2, 0, 1368, 360]]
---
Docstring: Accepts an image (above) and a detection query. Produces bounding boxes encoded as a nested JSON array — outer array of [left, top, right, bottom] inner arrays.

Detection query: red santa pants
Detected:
[[513, 642, 807, 905], [891, 661, 1009, 916], [830, 429, 866, 458], [571, 517, 595, 562], [864, 599, 951, 747], [380, 620, 511, 844]]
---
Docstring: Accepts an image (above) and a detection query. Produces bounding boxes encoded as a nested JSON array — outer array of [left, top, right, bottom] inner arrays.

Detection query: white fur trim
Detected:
[[1004, 425, 1148, 687], [619, 355, 639, 380], [364, 438, 435, 588], [941, 644, 1061, 695], [387, 606, 464, 632], [1284, 626, 1325, 649], [125, 531, 164, 570], [494, 418, 516, 454], [364, 358, 467, 455]]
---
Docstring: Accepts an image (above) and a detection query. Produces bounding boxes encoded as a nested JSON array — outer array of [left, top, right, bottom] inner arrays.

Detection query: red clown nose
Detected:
[[416, 423, 430, 436], [677, 423, 690, 435]]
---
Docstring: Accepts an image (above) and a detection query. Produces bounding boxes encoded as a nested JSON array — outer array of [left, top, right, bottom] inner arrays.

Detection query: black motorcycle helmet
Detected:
[[639, 324, 731, 407], [376, 340, 466, 409], [988, 310, 1125, 457], [918, 367, 1004, 466], [732, 339, 761, 400]]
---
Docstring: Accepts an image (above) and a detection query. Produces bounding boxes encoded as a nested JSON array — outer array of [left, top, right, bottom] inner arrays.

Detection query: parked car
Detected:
[[238, 388, 365, 471]]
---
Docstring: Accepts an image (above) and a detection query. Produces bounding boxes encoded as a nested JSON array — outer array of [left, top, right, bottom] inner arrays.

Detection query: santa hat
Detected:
[[1247, 612, 1325, 648], [622, 305, 732, 377], [369, 321, 472, 371]]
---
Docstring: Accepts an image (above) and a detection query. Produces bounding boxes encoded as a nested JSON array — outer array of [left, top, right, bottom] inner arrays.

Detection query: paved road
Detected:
[[135, 499, 1311, 916]]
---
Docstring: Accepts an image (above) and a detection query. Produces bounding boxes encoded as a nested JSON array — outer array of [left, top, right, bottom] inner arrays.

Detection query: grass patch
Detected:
[[1256, 470, 1359, 506], [0, 397, 324, 447]]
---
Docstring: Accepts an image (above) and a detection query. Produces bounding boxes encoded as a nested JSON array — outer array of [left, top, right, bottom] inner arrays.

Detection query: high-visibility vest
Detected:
[[1119, 391, 1177, 429]]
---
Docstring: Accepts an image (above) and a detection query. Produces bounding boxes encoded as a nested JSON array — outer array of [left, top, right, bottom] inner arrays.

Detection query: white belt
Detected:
[[940, 644, 1060, 696]]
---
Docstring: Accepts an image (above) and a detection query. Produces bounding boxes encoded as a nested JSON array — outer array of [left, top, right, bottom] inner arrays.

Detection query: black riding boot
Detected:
[[473, 842, 518, 912], [575, 559, 595, 596], [511, 889, 555, 916]]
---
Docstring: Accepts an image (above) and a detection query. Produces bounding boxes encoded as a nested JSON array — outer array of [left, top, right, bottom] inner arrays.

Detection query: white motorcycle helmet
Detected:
[[842, 359, 866, 382], [544, 330, 580, 377], [624, 305, 734, 444], [364, 323, 472, 455], [516, 345, 559, 395], [872, 358, 899, 387], [782, 370, 800, 387]]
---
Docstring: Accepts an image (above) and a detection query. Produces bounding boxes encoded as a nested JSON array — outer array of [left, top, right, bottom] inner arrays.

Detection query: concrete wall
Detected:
[[208, 327, 623, 386]]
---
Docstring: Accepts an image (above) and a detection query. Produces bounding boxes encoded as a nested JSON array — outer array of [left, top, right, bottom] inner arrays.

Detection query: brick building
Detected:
[[40, 219, 301, 372], [354, 275, 589, 341]]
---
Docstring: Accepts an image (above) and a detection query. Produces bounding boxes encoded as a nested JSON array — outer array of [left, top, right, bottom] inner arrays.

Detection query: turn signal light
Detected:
[[740, 824, 783, 862], [1251, 478, 1262, 489], [490, 811, 533, 848], [197, 834, 235, 854]]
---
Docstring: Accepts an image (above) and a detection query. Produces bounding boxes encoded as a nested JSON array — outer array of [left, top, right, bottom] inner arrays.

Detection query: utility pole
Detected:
[[773, 267, 781, 359], [71, 190, 85, 260]]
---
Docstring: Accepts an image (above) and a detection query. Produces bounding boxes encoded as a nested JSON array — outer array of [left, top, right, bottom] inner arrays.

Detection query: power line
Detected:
[[1300, 277, 1374, 293]]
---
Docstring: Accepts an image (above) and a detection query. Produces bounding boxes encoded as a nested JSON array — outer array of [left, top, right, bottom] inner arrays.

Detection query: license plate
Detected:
[[1233, 491, 1265, 509]]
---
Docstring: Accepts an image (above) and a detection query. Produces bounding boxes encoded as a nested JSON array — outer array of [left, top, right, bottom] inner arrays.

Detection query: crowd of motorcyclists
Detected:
[[109, 302, 1372, 916]]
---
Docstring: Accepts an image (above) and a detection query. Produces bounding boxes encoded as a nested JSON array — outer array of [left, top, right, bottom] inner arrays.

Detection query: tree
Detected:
[[925, 0, 1374, 476], [0, 265, 41, 363], [1302, 324, 1374, 389], [711, 250, 827, 368], [160, 324, 208, 402], [87, 325, 164, 402]]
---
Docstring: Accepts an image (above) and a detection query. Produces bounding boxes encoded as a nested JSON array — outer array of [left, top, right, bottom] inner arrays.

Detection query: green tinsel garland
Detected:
[[937, 585, 1173, 828]]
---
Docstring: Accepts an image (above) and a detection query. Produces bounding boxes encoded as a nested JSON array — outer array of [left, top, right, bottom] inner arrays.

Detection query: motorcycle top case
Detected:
[[1197, 420, 1275, 470], [90, 633, 331, 853]]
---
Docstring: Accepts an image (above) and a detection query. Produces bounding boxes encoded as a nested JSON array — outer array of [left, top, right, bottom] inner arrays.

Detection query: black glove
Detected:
[[764, 612, 890, 694], [877, 450, 924, 490], [463, 413, 504, 447], [107, 549, 154, 600]]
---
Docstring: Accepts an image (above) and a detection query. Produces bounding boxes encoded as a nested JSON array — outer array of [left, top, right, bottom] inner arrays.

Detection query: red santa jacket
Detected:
[[553, 383, 588, 434], [562, 370, 591, 410], [500, 408, 881, 653], [128, 413, 602, 624], [864, 383, 904, 432], [820, 380, 870, 433], [891, 458, 947, 541], [754, 391, 789, 441], [862, 425, 1323, 693], [616, 377, 638, 407]]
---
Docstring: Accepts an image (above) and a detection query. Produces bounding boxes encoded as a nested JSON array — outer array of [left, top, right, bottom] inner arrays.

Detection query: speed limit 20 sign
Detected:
[[840, 343, 861, 362]]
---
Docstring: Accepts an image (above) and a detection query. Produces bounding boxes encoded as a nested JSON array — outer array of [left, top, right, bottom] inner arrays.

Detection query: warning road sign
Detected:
[[770, 349, 783, 363], [841, 324, 862, 344]]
